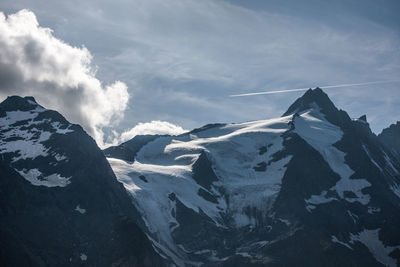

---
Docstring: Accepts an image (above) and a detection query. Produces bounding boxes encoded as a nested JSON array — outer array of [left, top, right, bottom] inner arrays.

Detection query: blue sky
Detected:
[[0, 0, 399, 146]]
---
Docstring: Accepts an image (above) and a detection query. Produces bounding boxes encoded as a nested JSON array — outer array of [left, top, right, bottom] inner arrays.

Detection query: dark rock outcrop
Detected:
[[0, 96, 164, 267]]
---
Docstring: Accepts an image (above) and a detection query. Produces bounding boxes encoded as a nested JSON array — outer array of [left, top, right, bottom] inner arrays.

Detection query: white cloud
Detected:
[[117, 120, 187, 143], [0, 1, 399, 136], [0, 9, 129, 147], [27, 0, 396, 133]]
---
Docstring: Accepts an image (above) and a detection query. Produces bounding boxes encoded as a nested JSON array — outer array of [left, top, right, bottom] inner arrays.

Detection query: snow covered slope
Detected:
[[0, 96, 164, 267], [107, 88, 400, 266], [0, 96, 73, 186], [108, 115, 293, 265]]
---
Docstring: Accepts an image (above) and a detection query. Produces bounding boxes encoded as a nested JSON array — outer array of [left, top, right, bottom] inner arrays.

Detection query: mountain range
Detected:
[[1, 88, 400, 266]]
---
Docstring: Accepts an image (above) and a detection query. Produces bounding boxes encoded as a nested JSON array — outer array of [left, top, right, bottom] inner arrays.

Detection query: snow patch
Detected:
[[305, 204, 316, 212], [54, 153, 68, 161], [0, 109, 74, 160], [51, 121, 74, 134], [26, 99, 38, 106], [75, 205, 86, 214], [350, 229, 400, 267], [0, 108, 74, 186], [367, 206, 381, 214], [80, 253, 87, 261], [16, 168, 71, 187], [295, 105, 371, 206], [306, 190, 337, 207], [0, 109, 40, 126]]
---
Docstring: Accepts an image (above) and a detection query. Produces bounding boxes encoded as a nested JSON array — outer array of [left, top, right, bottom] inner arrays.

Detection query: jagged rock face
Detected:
[[379, 121, 400, 158], [104, 135, 162, 162], [106, 89, 400, 266], [0, 96, 164, 267]]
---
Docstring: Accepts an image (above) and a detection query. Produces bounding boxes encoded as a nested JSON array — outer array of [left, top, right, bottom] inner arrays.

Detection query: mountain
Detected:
[[0, 96, 164, 266], [2, 91, 399, 267], [106, 88, 400, 266]]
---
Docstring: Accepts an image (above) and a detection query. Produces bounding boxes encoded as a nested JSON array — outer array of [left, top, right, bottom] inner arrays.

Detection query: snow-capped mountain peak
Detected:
[[283, 87, 353, 130], [0, 95, 164, 266], [283, 87, 336, 116], [0, 95, 42, 112], [0, 96, 75, 187], [106, 88, 400, 266]]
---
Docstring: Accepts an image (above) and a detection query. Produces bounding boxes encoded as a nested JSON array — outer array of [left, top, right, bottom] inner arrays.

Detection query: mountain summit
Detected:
[[0, 96, 40, 111], [283, 87, 351, 127], [283, 87, 337, 116], [106, 88, 400, 266]]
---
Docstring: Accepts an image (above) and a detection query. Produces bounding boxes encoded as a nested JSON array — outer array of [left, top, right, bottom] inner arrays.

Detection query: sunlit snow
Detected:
[[0, 104, 74, 187], [295, 104, 371, 207], [108, 115, 293, 263]]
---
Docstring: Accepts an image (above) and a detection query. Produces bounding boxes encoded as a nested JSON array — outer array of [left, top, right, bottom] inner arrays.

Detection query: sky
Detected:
[[0, 0, 399, 147]]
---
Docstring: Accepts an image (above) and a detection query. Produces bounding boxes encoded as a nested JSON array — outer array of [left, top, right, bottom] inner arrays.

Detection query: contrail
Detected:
[[229, 80, 400, 97]]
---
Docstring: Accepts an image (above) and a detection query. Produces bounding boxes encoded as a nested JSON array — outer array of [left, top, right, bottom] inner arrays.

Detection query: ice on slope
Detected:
[[332, 228, 400, 266], [108, 116, 293, 263], [16, 168, 71, 187], [294, 105, 371, 207], [350, 229, 400, 267], [108, 157, 204, 264], [0, 107, 73, 187], [0, 109, 43, 126]]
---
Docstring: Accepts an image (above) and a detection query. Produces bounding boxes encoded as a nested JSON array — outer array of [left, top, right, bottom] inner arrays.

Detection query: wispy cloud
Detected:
[[0, 0, 399, 135]]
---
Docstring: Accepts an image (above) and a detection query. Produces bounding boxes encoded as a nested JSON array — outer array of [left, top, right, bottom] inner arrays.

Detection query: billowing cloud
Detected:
[[1, 1, 399, 136], [117, 120, 187, 143], [0, 9, 129, 147]]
